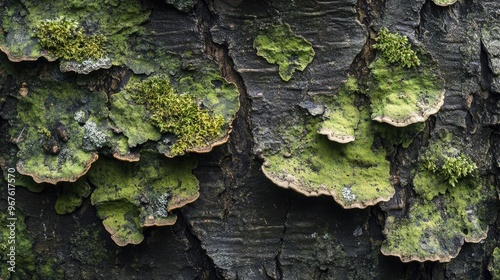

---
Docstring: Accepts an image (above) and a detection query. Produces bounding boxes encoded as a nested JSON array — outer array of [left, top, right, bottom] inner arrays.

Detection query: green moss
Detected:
[[374, 28, 420, 68], [165, 0, 197, 11], [0, 213, 36, 280], [109, 88, 162, 148], [34, 17, 106, 62], [11, 82, 110, 184], [253, 23, 315, 81], [37, 259, 64, 280], [414, 132, 478, 200], [0, 0, 150, 63], [489, 248, 500, 280], [317, 77, 360, 143], [55, 179, 92, 214], [87, 153, 199, 246], [366, 54, 445, 126], [127, 76, 225, 156], [263, 105, 393, 208], [381, 178, 493, 262]]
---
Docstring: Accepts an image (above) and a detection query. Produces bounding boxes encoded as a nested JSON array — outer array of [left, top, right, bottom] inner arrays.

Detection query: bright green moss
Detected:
[[87, 153, 199, 246], [34, 17, 106, 62], [263, 105, 393, 209], [55, 179, 92, 214], [317, 77, 360, 143], [489, 248, 500, 280], [374, 28, 420, 68], [128, 76, 225, 156], [253, 23, 315, 81], [0, 0, 150, 64], [381, 178, 493, 262], [367, 54, 445, 127]]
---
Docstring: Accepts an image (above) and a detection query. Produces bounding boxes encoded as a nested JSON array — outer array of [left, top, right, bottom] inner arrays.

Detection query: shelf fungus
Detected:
[[431, 0, 458, 6], [10, 82, 110, 184], [317, 77, 360, 144], [381, 178, 493, 262], [110, 65, 239, 158], [367, 43, 445, 127], [262, 105, 394, 209], [87, 153, 199, 246]]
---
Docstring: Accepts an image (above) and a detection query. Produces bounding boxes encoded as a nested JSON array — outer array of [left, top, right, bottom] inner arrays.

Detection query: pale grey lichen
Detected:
[[74, 110, 87, 124], [152, 193, 170, 218], [341, 187, 356, 202], [83, 121, 107, 149]]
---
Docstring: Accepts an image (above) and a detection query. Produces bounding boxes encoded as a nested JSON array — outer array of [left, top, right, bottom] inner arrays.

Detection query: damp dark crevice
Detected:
[[274, 190, 291, 280], [175, 210, 224, 280]]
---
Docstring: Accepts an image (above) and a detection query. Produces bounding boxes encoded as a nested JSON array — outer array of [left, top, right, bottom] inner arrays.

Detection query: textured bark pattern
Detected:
[[1, 0, 500, 279]]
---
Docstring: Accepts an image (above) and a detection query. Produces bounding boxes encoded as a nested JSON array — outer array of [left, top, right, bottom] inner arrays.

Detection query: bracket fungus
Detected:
[[431, 0, 458, 6], [87, 153, 199, 246], [10, 82, 110, 184], [253, 23, 315, 81], [381, 132, 493, 262], [367, 30, 445, 127], [262, 105, 394, 209], [317, 77, 360, 143], [381, 178, 493, 262]]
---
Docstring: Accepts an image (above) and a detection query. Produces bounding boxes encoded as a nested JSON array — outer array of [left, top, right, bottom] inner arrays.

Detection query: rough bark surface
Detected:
[[1, 0, 500, 279]]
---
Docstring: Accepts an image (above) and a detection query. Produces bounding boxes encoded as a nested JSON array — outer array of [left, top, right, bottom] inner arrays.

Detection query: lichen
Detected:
[[87, 153, 199, 246], [253, 23, 315, 81], [366, 53, 445, 127], [317, 77, 360, 143], [262, 104, 393, 209]]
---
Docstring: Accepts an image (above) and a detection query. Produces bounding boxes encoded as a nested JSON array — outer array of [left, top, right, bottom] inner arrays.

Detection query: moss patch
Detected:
[[11, 82, 109, 184], [0, 212, 36, 280], [489, 248, 500, 280], [374, 28, 420, 68], [87, 153, 199, 246], [414, 132, 478, 200], [55, 179, 92, 214], [262, 105, 393, 209], [253, 23, 315, 81], [0, 0, 150, 64], [381, 178, 494, 262], [317, 77, 360, 143], [366, 54, 445, 127], [34, 16, 106, 62], [374, 122, 425, 148]]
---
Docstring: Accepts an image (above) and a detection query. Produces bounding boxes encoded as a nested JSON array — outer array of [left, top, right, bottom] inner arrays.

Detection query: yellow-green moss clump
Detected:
[[87, 153, 199, 246], [111, 71, 239, 157], [55, 179, 92, 215], [253, 23, 315, 81], [374, 28, 420, 68], [34, 17, 106, 62], [262, 104, 393, 209], [413, 132, 478, 200]]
